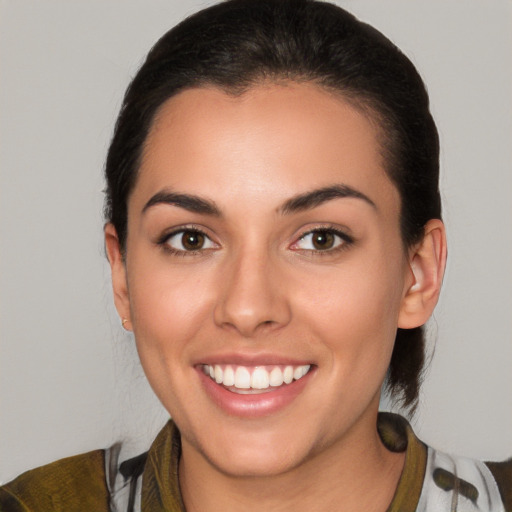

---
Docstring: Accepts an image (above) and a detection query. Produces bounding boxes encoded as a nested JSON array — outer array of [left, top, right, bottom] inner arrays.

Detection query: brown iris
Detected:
[[181, 231, 205, 250], [311, 230, 335, 250]]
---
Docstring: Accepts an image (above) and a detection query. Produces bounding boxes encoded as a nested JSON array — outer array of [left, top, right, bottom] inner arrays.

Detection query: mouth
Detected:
[[197, 362, 314, 417], [201, 363, 311, 394]]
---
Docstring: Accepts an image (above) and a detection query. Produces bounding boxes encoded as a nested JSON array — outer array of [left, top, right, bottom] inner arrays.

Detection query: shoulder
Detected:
[[378, 413, 512, 512], [418, 443, 512, 511], [0, 450, 109, 512]]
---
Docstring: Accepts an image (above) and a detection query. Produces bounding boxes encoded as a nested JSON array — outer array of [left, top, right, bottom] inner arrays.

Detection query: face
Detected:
[[109, 83, 417, 477]]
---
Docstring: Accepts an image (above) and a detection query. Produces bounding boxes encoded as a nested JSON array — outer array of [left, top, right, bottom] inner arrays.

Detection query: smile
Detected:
[[202, 364, 311, 393]]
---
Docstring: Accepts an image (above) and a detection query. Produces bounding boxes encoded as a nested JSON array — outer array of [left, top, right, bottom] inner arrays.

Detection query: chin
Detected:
[[193, 422, 319, 478], [209, 446, 304, 479]]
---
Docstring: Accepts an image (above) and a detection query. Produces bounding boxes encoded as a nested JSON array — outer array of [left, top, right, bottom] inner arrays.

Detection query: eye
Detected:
[[163, 229, 217, 253], [293, 228, 351, 252]]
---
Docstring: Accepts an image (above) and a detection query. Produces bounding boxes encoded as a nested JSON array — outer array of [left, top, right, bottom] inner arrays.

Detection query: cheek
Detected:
[[292, 256, 406, 368], [126, 256, 216, 360], [124, 258, 218, 416]]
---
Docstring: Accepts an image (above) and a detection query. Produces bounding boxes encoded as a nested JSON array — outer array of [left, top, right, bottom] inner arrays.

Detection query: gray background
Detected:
[[1, 0, 511, 483]]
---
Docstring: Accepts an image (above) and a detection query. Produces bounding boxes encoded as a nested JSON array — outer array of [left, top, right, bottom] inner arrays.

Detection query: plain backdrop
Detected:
[[1, 0, 511, 483]]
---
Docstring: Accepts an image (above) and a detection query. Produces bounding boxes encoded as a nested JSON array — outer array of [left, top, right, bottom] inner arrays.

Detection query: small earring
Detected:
[[121, 318, 130, 329]]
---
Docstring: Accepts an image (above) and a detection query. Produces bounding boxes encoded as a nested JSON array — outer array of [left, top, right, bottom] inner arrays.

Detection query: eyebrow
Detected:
[[142, 190, 221, 216], [279, 184, 376, 214], [142, 183, 375, 217]]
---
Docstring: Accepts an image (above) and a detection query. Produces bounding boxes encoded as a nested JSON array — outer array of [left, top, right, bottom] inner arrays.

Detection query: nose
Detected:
[[213, 248, 292, 337]]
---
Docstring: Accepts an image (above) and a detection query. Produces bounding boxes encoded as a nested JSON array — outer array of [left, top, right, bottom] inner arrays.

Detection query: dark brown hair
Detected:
[[104, 0, 441, 414]]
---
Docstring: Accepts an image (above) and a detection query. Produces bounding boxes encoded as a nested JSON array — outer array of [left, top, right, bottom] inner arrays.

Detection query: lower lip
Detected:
[[197, 367, 313, 418]]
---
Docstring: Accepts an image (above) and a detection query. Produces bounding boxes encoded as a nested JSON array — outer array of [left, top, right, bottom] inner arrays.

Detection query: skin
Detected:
[[106, 82, 446, 511]]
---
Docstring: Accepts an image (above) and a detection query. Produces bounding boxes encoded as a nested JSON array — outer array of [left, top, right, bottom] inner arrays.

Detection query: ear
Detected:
[[104, 223, 132, 331], [398, 219, 447, 329]]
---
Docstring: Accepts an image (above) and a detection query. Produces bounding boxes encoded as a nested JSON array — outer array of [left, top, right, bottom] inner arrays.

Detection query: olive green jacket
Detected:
[[1, 414, 510, 511]]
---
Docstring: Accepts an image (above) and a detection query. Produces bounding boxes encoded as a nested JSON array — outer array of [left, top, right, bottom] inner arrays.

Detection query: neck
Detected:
[[179, 409, 405, 512]]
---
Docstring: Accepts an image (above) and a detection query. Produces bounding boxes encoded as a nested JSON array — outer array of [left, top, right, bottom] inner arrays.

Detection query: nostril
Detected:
[[212, 270, 292, 335]]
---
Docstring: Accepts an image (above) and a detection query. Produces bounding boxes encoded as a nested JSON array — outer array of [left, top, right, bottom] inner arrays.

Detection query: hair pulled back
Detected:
[[104, 0, 441, 414]]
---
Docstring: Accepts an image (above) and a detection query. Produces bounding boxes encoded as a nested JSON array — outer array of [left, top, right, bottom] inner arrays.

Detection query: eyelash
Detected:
[[291, 226, 354, 256], [157, 226, 216, 256], [157, 225, 353, 258]]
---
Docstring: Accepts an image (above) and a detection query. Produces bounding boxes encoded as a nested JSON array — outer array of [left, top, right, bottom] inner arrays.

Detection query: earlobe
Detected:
[[398, 219, 447, 329], [104, 223, 132, 331]]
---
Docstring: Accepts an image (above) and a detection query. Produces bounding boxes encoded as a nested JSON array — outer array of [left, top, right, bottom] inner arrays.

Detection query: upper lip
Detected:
[[194, 352, 315, 367]]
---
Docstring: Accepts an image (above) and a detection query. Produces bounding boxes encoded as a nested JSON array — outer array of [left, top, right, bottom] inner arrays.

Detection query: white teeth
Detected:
[[283, 366, 294, 384], [214, 365, 223, 384], [203, 364, 311, 391], [293, 366, 303, 380], [223, 365, 235, 386], [269, 367, 284, 387], [234, 366, 251, 389], [251, 367, 270, 389]]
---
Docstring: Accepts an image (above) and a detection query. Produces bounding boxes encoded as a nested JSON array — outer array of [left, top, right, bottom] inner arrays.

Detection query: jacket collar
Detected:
[[140, 413, 427, 511]]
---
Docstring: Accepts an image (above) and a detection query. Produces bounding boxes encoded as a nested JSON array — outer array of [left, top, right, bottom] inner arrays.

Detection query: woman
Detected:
[[1, 0, 510, 510]]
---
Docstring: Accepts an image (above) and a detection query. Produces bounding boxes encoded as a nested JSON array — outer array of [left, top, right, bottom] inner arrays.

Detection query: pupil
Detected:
[[313, 231, 334, 250], [182, 231, 204, 250]]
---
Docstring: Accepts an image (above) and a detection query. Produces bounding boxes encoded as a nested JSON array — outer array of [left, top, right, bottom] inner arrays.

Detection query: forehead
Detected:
[[134, 82, 398, 214]]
